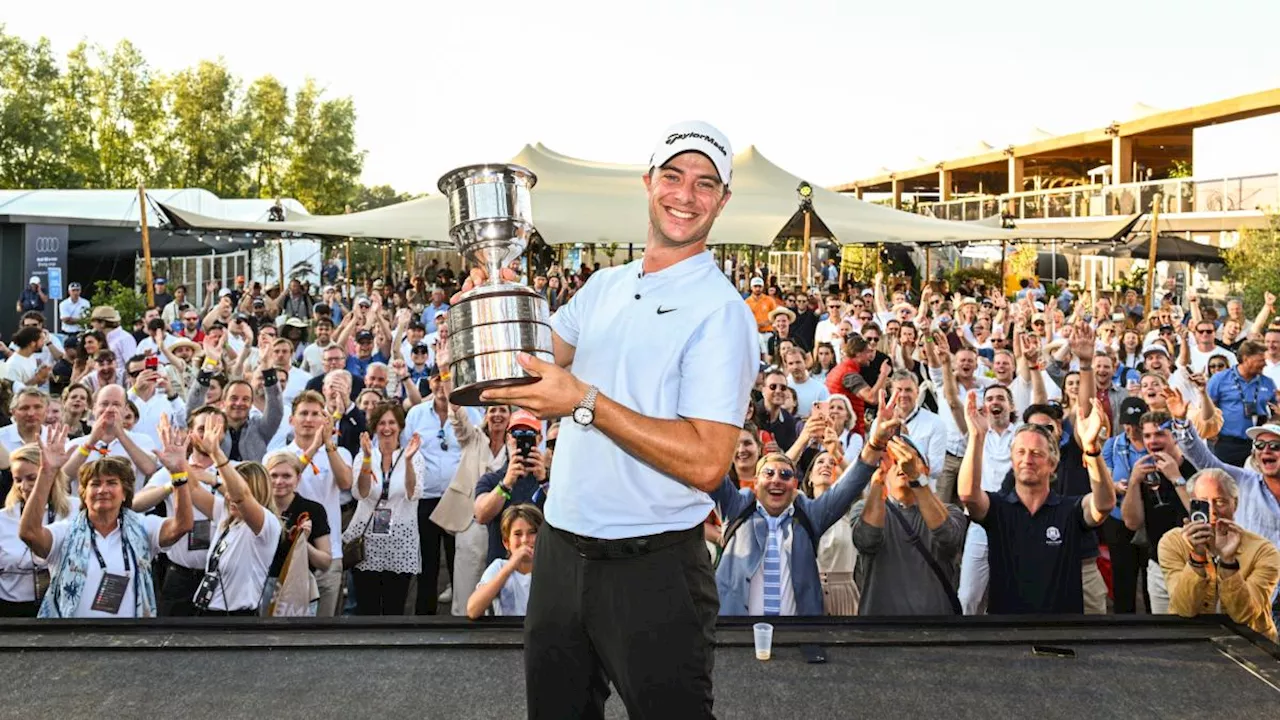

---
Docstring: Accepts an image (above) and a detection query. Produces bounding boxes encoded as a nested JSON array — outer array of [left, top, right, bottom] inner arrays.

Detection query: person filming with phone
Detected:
[[474, 410, 547, 565], [1158, 468, 1279, 640]]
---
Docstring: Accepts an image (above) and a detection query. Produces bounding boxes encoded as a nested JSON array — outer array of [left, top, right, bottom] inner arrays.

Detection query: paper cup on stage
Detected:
[[753, 622, 774, 661], [437, 163, 553, 406]]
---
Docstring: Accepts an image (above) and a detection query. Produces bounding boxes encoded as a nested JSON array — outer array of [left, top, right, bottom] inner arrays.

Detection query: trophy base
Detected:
[[449, 349, 556, 406]]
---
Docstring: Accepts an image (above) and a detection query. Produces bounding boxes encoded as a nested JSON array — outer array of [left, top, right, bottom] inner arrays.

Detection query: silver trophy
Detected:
[[438, 163, 553, 406]]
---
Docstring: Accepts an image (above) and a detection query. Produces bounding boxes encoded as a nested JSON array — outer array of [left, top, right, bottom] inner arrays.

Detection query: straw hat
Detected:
[[90, 306, 121, 324], [768, 306, 796, 323]]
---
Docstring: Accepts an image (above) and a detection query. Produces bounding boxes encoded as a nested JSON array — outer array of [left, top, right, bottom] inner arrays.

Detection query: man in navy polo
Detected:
[[958, 393, 1116, 614], [482, 121, 757, 719]]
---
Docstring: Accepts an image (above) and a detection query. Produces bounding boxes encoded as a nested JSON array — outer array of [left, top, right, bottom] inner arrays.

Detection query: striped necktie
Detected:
[[762, 511, 785, 616]]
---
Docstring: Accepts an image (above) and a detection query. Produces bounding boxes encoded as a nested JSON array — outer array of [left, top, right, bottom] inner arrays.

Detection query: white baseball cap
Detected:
[[1246, 424, 1280, 440], [1141, 343, 1170, 358], [749, 277, 764, 287], [649, 121, 733, 187], [29, 276, 39, 285]]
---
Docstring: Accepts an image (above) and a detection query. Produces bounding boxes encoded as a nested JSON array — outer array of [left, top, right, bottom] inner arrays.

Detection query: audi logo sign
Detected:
[[35, 236, 61, 252]]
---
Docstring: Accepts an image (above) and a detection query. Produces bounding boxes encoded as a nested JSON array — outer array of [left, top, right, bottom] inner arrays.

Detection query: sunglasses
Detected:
[[1253, 440, 1280, 452], [436, 428, 448, 451], [1196, 329, 1215, 335], [864, 336, 880, 343], [766, 383, 786, 391], [760, 467, 795, 481]]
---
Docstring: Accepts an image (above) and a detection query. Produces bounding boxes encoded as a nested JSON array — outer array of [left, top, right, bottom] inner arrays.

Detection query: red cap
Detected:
[[508, 410, 541, 433]]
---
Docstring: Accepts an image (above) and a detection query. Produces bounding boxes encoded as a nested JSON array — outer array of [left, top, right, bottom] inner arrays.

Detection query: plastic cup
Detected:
[[753, 622, 774, 661]]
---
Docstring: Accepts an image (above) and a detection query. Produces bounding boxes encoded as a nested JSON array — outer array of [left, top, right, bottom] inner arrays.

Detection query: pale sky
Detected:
[[6, 0, 1280, 197]]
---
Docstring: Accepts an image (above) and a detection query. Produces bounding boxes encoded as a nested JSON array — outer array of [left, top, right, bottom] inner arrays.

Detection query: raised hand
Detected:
[[1076, 397, 1106, 452], [405, 432, 422, 457], [886, 436, 926, 480], [964, 391, 989, 437], [38, 423, 70, 472], [200, 413, 226, 456], [870, 390, 903, 446], [1021, 332, 1043, 365], [202, 334, 223, 363], [154, 414, 190, 472], [1069, 322, 1096, 362], [1267, 291, 1277, 308], [359, 431, 373, 458], [1214, 519, 1243, 562], [1163, 387, 1189, 420]]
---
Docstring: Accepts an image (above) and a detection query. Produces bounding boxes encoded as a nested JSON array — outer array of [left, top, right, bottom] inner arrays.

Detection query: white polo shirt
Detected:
[[547, 252, 758, 539]]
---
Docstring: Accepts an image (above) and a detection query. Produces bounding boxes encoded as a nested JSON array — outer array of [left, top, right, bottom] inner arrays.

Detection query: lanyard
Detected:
[[379, 449, 404, 498], [87, 514, 131, 575], [1230, 370, 1259, 415]]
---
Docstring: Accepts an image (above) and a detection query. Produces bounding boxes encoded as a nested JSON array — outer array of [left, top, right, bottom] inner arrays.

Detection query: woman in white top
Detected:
[[175, 414, 281, 615], [0, 443, 78, 616], [467, 504, 541, 619], [805, 451, 858, 616], [21, 422, 193, 618], [343, 403, 424, 616]]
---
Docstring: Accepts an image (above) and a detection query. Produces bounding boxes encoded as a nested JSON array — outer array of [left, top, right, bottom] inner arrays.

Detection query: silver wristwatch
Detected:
[[573, 385, 599, 427]]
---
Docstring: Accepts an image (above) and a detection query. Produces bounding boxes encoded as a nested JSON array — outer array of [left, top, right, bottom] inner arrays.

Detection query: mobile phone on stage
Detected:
[[799, 644, 826, 664], [1031, 645, 1076, 659]]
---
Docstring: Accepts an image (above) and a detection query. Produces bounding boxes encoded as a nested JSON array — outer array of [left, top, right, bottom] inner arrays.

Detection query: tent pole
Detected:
[[999, 240, 1007, 295], [277, 239, 286, 288], [1144, 193, 1162, 316], [406, 240, 414, 280], [139, 183, 156, 306], [345, 241, 351, 301], [924, 246, 931, 291], [802, 209, 812, 292]]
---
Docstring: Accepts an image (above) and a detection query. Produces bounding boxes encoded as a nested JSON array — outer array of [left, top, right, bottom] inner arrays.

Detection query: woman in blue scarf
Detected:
[[20, 419, 193, 618]]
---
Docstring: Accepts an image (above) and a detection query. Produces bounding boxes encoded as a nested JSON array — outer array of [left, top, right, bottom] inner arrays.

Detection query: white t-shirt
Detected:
[[788, 375, 831, 417], [60, 297, 92, 333], [478, 558, 531, 616], [0, 502, 77, 602], [136, 334, 182, 365], [2, 353, 39, 386], [144, 467, 212, 570], [204, 494, 281, 612], [1188, 344, 1236, 374], [46, 513, 168, 617], [547, 252, 758, 539], [289, 440, 353, 561]]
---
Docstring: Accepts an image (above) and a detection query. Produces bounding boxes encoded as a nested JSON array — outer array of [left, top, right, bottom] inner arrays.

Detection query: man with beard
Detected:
[[1208, 341, 1276, 466], [756, 368, 799, 451], [790, 293, 820, 352], [189, 342, 283, 462], [783, 347, 829, 419]]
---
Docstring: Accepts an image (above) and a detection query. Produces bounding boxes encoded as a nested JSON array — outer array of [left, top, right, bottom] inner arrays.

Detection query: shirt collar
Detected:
[[1000, 489, 1064, 506], [755, 502, 795, 524], [637, 251, 716, 281]]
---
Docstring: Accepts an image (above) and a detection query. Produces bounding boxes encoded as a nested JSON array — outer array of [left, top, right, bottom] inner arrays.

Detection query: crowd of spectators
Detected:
[[0, 256, 1276, 641]]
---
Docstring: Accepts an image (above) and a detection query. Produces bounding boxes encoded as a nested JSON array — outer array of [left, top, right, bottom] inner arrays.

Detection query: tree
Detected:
[[355, 184, 413, 210], [0, 28, 71, 188], [242, 75, 290, 198], [86, 40, 171, 188], [283, 79, 364, 215], [1224, 214, 1280, 315], [169, 59, 248, 196]]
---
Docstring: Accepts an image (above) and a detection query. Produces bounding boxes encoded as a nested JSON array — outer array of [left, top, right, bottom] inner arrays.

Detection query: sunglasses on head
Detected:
[[760, 467, 795, 481], [1253, 440, 1280, 452]]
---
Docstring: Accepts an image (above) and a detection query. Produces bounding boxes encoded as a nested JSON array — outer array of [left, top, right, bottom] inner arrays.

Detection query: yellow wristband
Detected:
[[362, 457, 373, 465], [203, 357, 218, 367], [298, 454, 310, 466], [440, 372, 452, 382], [170, 472, 189, 482], [78, 446, 91, 457]]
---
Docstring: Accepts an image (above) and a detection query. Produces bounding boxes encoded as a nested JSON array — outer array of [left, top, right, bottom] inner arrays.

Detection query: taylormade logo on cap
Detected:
[[650, 120, 733, 187]]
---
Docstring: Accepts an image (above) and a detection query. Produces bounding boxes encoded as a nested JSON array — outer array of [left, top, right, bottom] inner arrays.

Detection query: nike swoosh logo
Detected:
[[657, 307, 677, 315]]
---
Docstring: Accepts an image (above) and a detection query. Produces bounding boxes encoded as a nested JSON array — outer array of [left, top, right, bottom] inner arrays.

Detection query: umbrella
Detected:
[[1099, 233, 1224, 264]]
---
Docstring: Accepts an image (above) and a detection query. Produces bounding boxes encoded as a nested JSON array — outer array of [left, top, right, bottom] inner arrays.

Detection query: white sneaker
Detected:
[[438, 585, 452, 604]]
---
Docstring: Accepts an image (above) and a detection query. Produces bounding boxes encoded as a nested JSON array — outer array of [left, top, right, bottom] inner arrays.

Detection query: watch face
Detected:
[[573, 407, 593, 425]]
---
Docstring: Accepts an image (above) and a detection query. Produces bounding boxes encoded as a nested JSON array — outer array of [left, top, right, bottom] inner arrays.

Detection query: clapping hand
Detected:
[[405, 432, 422, 458], [38, 423, 70, 473], [359, 431, 373, 458], [154, 414, 190, 473], [886, 436, 926, 480], [964, 391, 990, 437]]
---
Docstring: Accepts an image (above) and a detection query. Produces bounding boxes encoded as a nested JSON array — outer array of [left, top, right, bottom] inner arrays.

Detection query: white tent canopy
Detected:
[[162, 143, 1032, 248]]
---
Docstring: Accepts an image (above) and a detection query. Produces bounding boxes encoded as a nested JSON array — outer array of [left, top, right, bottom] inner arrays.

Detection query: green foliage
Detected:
[[944, 266, 1002, 291], [0, 25, 373, 217], [1168, 160, 1192, 179], [1115, 266, 1148, 294], [91, 279, 148, 327], [1224, 214, 1280, 315]]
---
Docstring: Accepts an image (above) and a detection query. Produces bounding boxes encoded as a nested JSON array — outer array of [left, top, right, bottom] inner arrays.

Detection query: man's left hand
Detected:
[[480, 353, 588, 419]]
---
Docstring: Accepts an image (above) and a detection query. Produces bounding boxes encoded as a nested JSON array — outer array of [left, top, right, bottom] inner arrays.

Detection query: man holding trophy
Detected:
[[437, 121, 756, 718]]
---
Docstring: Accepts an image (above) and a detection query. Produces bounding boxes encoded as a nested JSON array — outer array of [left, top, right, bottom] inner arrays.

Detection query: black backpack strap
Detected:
[[714, 501, 819, 569], [884, 501, 962, 615]]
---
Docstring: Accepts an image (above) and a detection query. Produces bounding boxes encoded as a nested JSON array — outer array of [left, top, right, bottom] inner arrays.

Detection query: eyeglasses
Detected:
[[436, 428, 448, 451], [1253, 440, 1280, 452], [1196, 329, 1215, 335], [760, 467, 795, 481], [766, 383, 786, 391]]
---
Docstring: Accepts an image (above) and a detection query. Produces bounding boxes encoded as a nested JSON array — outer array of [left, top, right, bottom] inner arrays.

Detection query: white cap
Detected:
[[29, 276, 39, 285], [1246, 424, 1280, 440], [649, 121, 733, 187], [750, 276, 764, 287], [218, 288, 231, 298], [1141, 343, 1170, 357]]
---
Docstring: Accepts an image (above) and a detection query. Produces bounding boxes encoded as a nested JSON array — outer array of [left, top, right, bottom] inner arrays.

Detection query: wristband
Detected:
[[170, 471, 189, 482], [203, 357, 219, 367], [171, 477, 189, 488], [362, 456, 373, 466], [298, 454, 311, 466], [868, 441, 887, 452], [440, 372, 452, 382], [495, 484, 512, 500], [78, 445, 92, 457], [1083, 448, 1102, 457], [1215, 557, 1240, 570]]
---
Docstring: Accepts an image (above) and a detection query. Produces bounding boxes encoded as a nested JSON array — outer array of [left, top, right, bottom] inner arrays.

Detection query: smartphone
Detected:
[[145, 355, 159, 370], [1189, 499, 1210, 524], [1031, 645, 1076, 659], [799, 644, 827, 664]]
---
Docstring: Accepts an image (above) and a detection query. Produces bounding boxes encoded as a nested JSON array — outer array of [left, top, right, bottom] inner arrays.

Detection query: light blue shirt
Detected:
[[1207, 368, 1276, 440], [478, 558, 531, 616], [420, 302, 450, 334], [546, 252, 758, 539]]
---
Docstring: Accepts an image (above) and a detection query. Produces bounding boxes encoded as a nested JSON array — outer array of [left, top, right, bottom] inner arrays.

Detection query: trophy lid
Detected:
[[437, 163, 536, 196]]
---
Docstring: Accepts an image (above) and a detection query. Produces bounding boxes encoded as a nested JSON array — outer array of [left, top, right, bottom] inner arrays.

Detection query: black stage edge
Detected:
[[1, 616, 1276, 719]]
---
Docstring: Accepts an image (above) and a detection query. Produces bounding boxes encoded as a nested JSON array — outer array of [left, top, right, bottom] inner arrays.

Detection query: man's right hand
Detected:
[[1181, 518, 1213, 558], [1163, 388, 1189, 420]]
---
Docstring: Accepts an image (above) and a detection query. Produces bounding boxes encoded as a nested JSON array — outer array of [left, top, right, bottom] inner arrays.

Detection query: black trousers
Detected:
[[1213, 434, 1252, 468], [352, 569, 412, 616], [1100, 517, 1144, 614], [525, 524, 718, 720], [415, 497, 455, 615], [160, 563, 205, 617], [0, 598, 38, 618]]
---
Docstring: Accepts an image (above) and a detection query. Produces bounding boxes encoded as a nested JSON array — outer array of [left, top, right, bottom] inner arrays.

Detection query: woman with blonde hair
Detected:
[[180, 414, 282, 616], [0, 443, 77, 616], [804, 449, 859, 616], [261, 451, 331, 616]]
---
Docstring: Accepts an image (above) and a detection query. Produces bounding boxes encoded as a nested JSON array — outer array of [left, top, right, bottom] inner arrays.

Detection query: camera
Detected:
[[512, 428, 538, 457]]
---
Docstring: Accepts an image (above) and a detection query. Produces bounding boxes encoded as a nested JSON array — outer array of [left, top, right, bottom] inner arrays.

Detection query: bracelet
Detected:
[[203, 357, 219, 367], [1215, 557, 1240, 570], [216, 460, 231, 468], [171, 477, 189, 488], [298, 454, 311, 466], [78, 445, 91, 457], [868, 441, 887, 452], [495, 484, 512, 500], [362, 457, 373, 466], [1083, 448, 1102, 457], [170, 471, 189, 482]]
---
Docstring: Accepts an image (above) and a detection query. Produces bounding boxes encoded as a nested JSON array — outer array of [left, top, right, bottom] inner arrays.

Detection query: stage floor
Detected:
[[1, 616, 1276, 719]]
